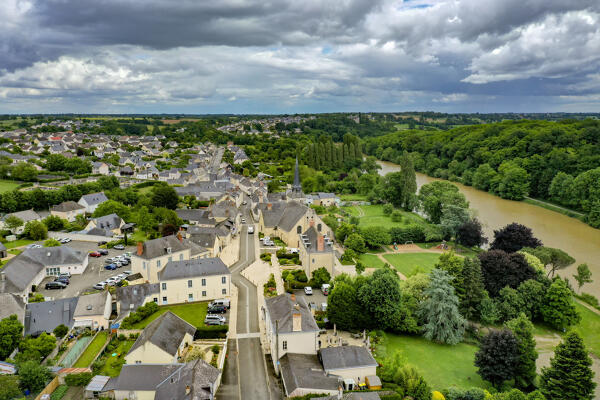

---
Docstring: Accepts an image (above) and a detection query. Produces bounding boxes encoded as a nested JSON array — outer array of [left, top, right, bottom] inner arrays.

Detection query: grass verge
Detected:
[[357, 253, 386, 269], [73, 331, 109, 368]]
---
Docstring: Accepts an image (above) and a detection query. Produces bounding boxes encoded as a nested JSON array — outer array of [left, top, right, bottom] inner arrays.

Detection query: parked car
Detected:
[[45, 281, 66, 290], [119, 259, 130, 266], [208, 305, 227, 314], [104, 263, 117, 270], [122, 270, 132, 276], [89, 251, 101, 257], [114, 244, 125, 250], [241, 218, 246, 223], [59, 272, 71, 278], [58, 238, 71, 244], [98, 249, 109, 255], [27, 244, 42, 249], [97, 241, 107, 246], [54, 276, 70, 285], [321, 284, 331, 296], [288, 248, 299, 254], [247, 226, 254, 234], [304, 286, 313, 295], [204, 314, 226, 326], [242, 201, 247, 205], [105, 258, 116, 263], [93, 282, 107, 290], [114, 261, 123, 268], [209, 299, 231, 309]]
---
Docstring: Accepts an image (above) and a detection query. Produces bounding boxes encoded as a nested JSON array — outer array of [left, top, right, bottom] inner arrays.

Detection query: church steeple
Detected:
[[292, 156, 302, 194]]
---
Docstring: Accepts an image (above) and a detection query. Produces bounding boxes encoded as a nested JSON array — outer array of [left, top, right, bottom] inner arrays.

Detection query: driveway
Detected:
[[293, 288, 328, 311]]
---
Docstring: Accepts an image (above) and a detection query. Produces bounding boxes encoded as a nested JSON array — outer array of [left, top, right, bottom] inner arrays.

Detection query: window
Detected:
[[297, 225, 302, 234], [153, 297, 158, 303], [202, 291, 207, 297], [282, 341, 287, 350], [202, 278, 206, 286], [179, 254, 184, 261], [222, 288, 227, 295], [162, 283, 167, 290], [157, 260, 161, 268], [135, 360, 142, 364], [317, 223, 322, 232], [162, 296, 167, 305], [188, 280, 193, 288], [188, 294, 193, 301], [221, 277, 226, 284], [143, 261, 147, 270]]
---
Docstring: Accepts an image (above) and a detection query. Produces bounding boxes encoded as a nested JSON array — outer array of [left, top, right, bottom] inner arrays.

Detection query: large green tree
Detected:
[[573, 263, 593, 293], [151, 183, 179, 209], [506, 313, 538, 389], [17, 361, 52, 393], [458, 257, 487, 320], [360, 226, 391, 249], [0, 315, 23, 360], [540, 279, 580, 330], [475, 329, 519, 388], [418, 181, 468, 224], [541, 332, 596, 400], [358, 267, 405, 331]]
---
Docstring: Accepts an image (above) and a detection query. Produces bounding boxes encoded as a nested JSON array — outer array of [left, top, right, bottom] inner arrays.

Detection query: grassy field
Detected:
[[0, 180, 21, 193], [2, 239, 35, 249], [416, 242, 480, 258], [572, 301, 600, 357], [383, 253, 440, 275], [131, 302, 209, 329], [73, 331, 109, 368], [339, 194, 368, 201], [357, 253, 386, 269], [97, 338, 136, 377], [377, 333, 490, 391], [342, 204, 427, 229]]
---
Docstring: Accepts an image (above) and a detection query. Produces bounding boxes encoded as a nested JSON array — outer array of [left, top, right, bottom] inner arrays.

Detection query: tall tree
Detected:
[[474, 329, 519, 388], [418, 181, 468, 224], [541, 332, 596, 400], [573, 263, 593, 293], [0, 315, 23, 360], [419, 268, 466, 344], [456, 218, 488, 247], [358, 267, 405, 331], [522, 247, 575, 278], [506, 313, 538, 390], [399, 152, 417, 210], [540, 279, 581, 330], [491, 223, 542, 253], [17, 361, 52, 393], [478, 250, 536, 297], [459, 257, 487, 320], [151, 183, 179, 209]]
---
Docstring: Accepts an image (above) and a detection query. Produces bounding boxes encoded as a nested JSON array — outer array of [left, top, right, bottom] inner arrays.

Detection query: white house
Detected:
[[78, 192, 109, 213]]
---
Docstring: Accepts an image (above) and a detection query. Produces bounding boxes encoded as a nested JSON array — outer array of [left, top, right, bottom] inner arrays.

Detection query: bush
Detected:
[[389, 224, 426, 244], [53, 324, 69, 338], [91, 359, 106, 374], [65, 372, 93, 387], [51, 385, 68, 400], [211, 344, 220, 355], [194, 325, 229, 339], [118, 334, 126, 341], [443, 387, 486, 400], [120, 302, 159, 328]]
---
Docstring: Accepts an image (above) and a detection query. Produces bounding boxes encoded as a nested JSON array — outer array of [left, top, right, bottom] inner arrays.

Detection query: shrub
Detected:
[[65, 372, 93, 386], [121, 301, 159, 328], [211, 344, 220, 355], [118, 334, 126, 341], [389, 225, 426, 244], [91, 359, 106, 374], [50, 384, 68, 400], [194, 325, 229, 339], [443, 387, 486, 400], [53, 324, 69, 338]]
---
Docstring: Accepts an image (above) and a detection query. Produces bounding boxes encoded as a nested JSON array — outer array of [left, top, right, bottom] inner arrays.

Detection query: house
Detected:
[[307, 193, 339, 207], [299, 225, 336, 278], [92, 162, 110, 175], [279, 353, 340, 398], [73, 291, 112, 330], [157, 258, 231, 305], [131, 235, 192, 283], [107, 360, 219, 400], [24, 297, 78, 336], [115, 283, 160, 318], [78, 192, 108, 213], [50, 201, 86, 222], [1, 209, 42, 234], [85, 213, 125, 235], [319, 346, 378, 383], [0, 247, 89, 299], [175, 209, 215, 226], [124, 311, 195, 365], [0, 242, 7, 259], [263, 293, 320, 371], [0, 293, 25, 324]]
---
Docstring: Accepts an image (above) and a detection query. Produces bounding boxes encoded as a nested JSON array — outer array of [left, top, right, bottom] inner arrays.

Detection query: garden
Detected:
[[124, 301, 209, 329], [92, 334, 137, 377], [73, 331, 109, 368], [382, 253, 441, 275]]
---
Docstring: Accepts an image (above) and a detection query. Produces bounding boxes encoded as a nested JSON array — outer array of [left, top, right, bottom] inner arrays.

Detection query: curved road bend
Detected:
[[219, 221, 272, 400]]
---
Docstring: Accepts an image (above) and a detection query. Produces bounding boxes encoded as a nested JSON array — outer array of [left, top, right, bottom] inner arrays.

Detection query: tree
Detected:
[[472, 163, 498, 191], [310, 267, 331, 286], [327, 275, 370, 331], [23, 220, 47, 240], [491, 223, 542, 253], [474, 329, 519, 388], [383, 203, 393, 215], [92, 200, 131, 220], [522, 246, 575, 278], [540, 279, 580, 330], [498, 286, 525, 322], [459, 257, 487, 320], [440, 204, 471, 239], [53, 324, 69, 338], [135, 206, 155, 233], [506, 313, 538, 389], [4, 215, 23, 233], [17, 361, 52, 393], [478, 250, 536, 297], [42, 215, 65, 231], [541, 332, 597, 400], [517, 279, 546, 321], [344, 233, 366, 253], [335, 223, 355, 243], [0, 314, 23, 360], [456, 218, 488, 247], [0, 375, 21, 400], [394, 365, 432, 400], [12, 162, 38, 181], [496, 163, 530, 200], [151, 183, 179, 209], [43, 238, 61, 247], [418, 181, 468, 224], [435, 252, 465, 301], [398, 152, 418, 210], [573, 263, 593, 293], [360, 226, 391, 249], [18, 333, 56, 362], [419, 268, 466, 344], [358, 267, 406, 331]]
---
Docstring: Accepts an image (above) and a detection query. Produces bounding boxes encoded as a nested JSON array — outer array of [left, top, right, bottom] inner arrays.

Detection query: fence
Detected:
[[34, 376, 60, 400], [60, 335, 93, 367]]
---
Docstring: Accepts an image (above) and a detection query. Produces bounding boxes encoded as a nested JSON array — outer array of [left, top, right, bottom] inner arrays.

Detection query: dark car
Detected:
[[98, 241, 107, 246], [45, 281, 67, 290], [208, 305, 227, 314], [104, 263, 117, 270], [54, 276, 70, 285], [98, 249, 109, 255]]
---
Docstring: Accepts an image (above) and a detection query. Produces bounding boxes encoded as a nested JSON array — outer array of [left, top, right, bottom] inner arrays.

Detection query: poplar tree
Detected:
[[459, 257, 486, 320]]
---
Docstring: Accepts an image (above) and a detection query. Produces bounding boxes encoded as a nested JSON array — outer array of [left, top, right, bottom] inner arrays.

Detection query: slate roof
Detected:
[[264, 293, 319, 333], [24, 296, 78, 336], [257, 201, 308, 231], [158, 258, 230, 281], [136, 235, 189, 260], [111, 364, 182, 391], [302, 226, 334, 254], [188, 231, 217, 248], [79, 192, 108, 206], [154, 359, 220, 400], [127, 311, 196, 358], [279, 353, 340, 396], [319, 346, 378, 371], [176, 209, 214, 225], [51, 201, 85, 213], [2, 209, 41, 223], [0, 293, 25, 323], [74, 291, 109, 317], [116, 283, 159, 316], [91, 213, 123, 230]]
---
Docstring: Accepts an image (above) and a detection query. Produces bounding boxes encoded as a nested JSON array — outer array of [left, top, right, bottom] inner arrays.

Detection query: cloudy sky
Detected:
[[1, 0, 600, 114]]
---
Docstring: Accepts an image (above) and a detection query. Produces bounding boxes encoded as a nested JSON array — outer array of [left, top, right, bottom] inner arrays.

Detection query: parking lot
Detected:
[[293, 288, 328, 312], [38, 240, 139, 299]]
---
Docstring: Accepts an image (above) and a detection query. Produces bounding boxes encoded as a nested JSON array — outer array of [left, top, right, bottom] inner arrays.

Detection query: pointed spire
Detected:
[[293, 156, 301, 188]]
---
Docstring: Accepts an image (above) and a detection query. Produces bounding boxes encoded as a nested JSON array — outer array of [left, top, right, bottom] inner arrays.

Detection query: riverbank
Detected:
[[523, 197, 586, 221]]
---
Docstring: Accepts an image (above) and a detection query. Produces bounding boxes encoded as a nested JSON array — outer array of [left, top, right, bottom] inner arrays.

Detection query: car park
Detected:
[[54, 276, 70, 285], [114, 244, 125, 250], [45, 281, 66, 290], [304, 286, 313, 295], [105, 263, 117, 270], [208, 304, 227, 314], [89, 251, 101, 257], [204, 314, 226, 325], [93, 282, 107, 290]]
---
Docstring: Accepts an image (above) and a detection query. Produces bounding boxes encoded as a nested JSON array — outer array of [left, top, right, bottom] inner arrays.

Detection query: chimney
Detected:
[[267, 203, 272, 211], [137, 242, 144, 256], [185, 386, 191, 395], [176, 232, 182, 241], [290, 293, 296, 302], [292, 312, 302, 332], [317, 235, 324, 252]]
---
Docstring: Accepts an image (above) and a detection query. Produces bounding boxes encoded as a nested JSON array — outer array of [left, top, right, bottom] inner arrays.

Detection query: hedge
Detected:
[[194, 325, 229, 339], [65, 372, 93, 387], [120, 302, 159, 328]]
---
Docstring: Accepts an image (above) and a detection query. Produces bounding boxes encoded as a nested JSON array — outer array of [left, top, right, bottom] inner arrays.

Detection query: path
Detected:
[[524, 196, 585, 216]]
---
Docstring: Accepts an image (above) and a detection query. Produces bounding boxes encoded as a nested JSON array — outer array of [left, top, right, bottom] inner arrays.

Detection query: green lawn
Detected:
[[416, 242, 480, 257], [73, 331, 109, 368], [339, 194, 368, 201], [357, 253, 386, 269], [97, 339, 136, 377], [572, 301, 600, 357], [131, 302, 209, 329], [2, 239, 35, 249], [0, 180, 20, 193], [342, 205, 426, 229], [383, 253, 440, 276], [377, 333, 490, 391]]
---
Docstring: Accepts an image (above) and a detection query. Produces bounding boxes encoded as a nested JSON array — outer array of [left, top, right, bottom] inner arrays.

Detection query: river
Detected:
[[378, 160, 600, 296]]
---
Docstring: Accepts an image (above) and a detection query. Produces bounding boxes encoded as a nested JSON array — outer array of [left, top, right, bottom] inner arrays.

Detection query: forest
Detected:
[[363, 119, 600, 228]]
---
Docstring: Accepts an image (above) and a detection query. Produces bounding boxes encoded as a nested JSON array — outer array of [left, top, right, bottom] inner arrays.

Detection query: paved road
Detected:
[[219, 220, 272, 400]]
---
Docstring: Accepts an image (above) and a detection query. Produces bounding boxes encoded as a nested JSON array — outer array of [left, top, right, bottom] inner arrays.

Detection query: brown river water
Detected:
[[378, 161, 600, 296]]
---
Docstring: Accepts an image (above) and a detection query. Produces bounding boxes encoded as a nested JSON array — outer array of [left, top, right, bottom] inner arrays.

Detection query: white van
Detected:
[[248, 226, 254, 234], [210, 299, 231, 309], [321, 284, 331, 295]]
